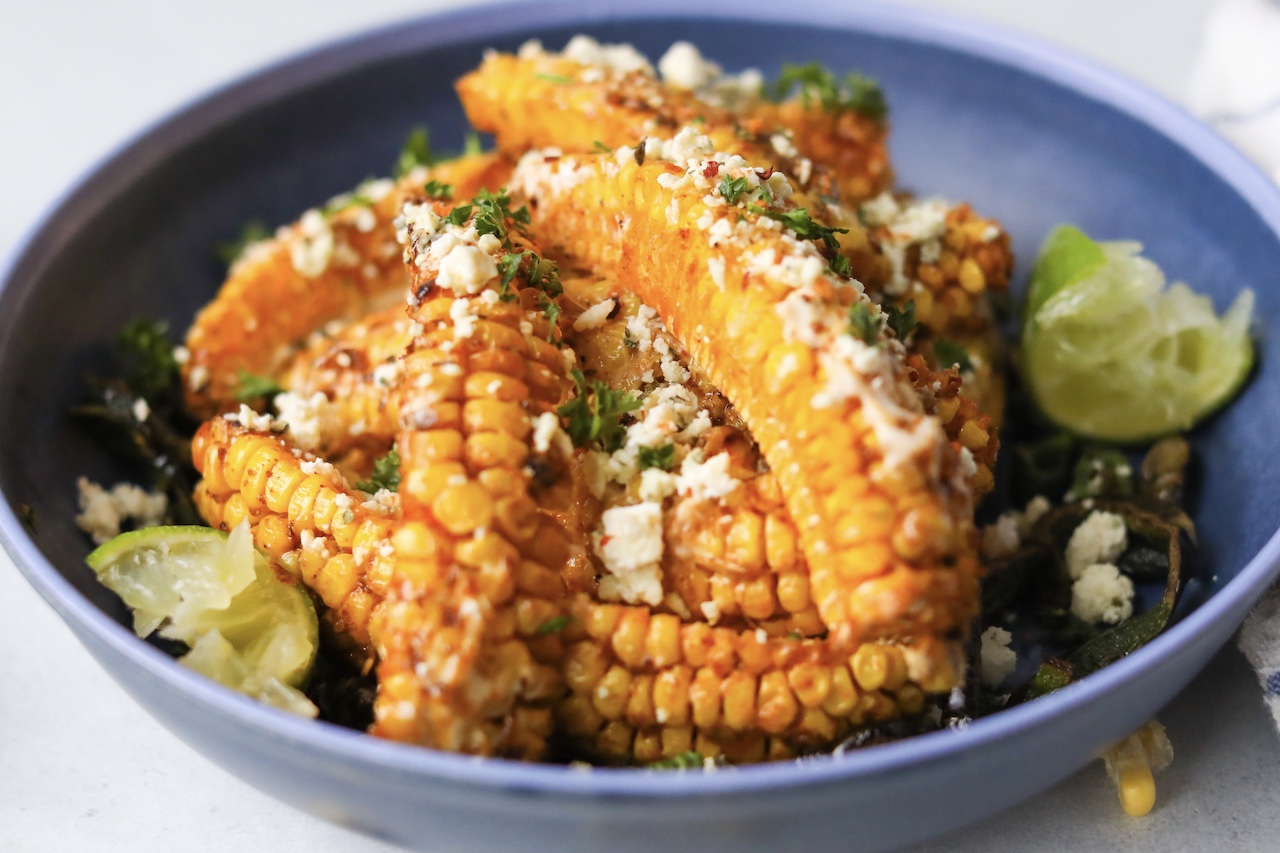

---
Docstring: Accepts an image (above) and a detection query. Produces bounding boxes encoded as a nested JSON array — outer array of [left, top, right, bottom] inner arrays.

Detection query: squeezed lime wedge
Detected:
[[1022, 225, 1254, 441], [87, 523, 319, 716]]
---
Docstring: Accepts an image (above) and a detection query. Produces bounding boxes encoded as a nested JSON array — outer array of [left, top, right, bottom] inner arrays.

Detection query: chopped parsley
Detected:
[[394, 126, 435, 176], [637, 443, 676, 471], [117, 319, 179, 402], [828, 253, 853, 277], [356, 447, 401, 494], [539, 293, 562, 344], [497, 250, 563, 302], [423, 180, 453, 200], [216, 220, 271, 267], [558, 370, 641, 453], [771, 63, 889, 120], [748, 204, 848, 250], [443, 204, 472, 227], [883, 300, 917, 341], [462, 132, 485, 156], [233, 371, 282, 402], [646, 751, 704, 769], [933, 339, 973, 373], [717, 174, 751, 205], [470, 188, 531, 246], [535, 72, 575, 85], [593, 140, 613, 153], [536, 615, 572, 636], [847, 302, 878, 344]]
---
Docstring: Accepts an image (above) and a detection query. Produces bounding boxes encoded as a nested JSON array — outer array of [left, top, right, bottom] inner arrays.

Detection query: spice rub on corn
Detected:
[[182, 152, 511, 418], [369, 188, 585, 759], [510, 129, 982, 647]]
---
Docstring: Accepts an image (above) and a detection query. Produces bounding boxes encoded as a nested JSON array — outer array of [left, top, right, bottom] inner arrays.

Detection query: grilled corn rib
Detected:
[[182, 152, 511, 417], [191, 417, 396, 658], [511, 137, 981, 646], [369, 190, 585, 759], [556, 595, 961, 764]]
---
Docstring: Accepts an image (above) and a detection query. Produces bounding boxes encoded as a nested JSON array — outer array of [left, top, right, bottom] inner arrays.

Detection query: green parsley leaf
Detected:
[[215, 220, 271, 267], [356, 447, 401, 494], [536, 615, 572, 636], [771, 63, 889, 120], [443, 204, 472, 227], [593, 140, 613, 153], [637, 444, 676, 471], [116, 319, 179, 401], [497, 250, 563, 302], [469, 188, 529, 245], [748, 204, 848, 250], [647, 751, 704, 769], [847, 302, 879, 344], [557, 370, 642, 452], [933, 339, 973, 373], [539, 293, 562, 344], [717, 174, 751, 205], [828, 253, 853, 277], [233, 370, 282, 402], [462, 132, 485, 156], [423, 180, 454, 200], [883, 300, 917, 341], [535, 72, 575, 85], [394, 126, 434, 176]]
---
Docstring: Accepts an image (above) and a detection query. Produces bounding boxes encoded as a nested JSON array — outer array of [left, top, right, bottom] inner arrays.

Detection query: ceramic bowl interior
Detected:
[[3, 2, 1279, 852]]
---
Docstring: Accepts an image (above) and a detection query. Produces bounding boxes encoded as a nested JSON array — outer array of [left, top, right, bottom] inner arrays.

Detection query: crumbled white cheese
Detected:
[[273, 391, 342, 453], [1064, 511, 1128, 580], [437, 245, 498, 295], [226, 404, 280, 433], [699, 601, 720, 623], [371, 360, 402, 389], [75, 477, 167, 544], [562, 34, 654, 76], [979, 626, 1017, 687], [675, 451, 740, 503], [1071, 563, 1135, 625], [573, 298, 616, 332], [450, 297, 481, 339], [532, 411, 572, 456], [707, 256, 726, 290], [980, 514, 1022, 560], [594, 502, 665, 606], [290, 209, 334, 278], [131, 398, 150, 423], [657, 41, 720, 91], [638, 468, 678, 502]]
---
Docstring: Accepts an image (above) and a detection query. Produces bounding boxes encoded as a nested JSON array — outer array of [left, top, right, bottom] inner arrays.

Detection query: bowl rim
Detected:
[[3, 0, 1280, 800]]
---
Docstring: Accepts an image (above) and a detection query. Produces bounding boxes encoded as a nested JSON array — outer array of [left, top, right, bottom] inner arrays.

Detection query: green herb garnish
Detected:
[[117, 319, 180, 402], [772, 63, 888, 119], [535, 72, 575, 85], [638, 444, 676, 471], [536, 615, 572, 636], [394, 126, 435, 176], [748, 204, 847, 250], [423, 180, 454, 200], [558, 370, 642, 452], [215, 220, 271, 267], [233, 371, 282, 402], [718, 174, 751, 205], [462, 132, 484, 156], [883, 300, 917, 341], [933, 339, 973, 373], [847, 302, 878, 344], [356, 447, 401, 494], [593, 140, 613, 153], [828, 253, 853, 277], [647, 751, 704, 769]]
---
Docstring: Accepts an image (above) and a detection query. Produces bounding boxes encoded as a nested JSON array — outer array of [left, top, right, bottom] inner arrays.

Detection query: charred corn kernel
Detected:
[[183, 152, 512, 416], [192, 418, 395, 656], [511, 147, 980, 646]]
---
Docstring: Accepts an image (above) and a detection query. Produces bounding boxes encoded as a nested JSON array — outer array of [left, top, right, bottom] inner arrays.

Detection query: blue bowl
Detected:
[[3, 1, 1279, 851]]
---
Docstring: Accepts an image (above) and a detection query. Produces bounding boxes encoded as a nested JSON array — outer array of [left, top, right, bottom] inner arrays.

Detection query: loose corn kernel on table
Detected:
[[3, 0, 1279, 850]]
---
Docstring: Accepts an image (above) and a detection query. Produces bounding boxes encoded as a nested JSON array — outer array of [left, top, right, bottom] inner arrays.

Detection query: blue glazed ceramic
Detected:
[[3, 2, 1279, 851]]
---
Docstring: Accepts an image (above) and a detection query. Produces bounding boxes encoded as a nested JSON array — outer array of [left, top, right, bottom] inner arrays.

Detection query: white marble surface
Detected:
[[3, 1, 1276, 851]]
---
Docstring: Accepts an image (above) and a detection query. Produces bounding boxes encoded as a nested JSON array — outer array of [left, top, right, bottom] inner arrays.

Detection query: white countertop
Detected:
[[3, 1, 1277, 850]]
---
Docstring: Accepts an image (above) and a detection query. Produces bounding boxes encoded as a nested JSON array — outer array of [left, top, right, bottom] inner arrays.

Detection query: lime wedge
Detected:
[[87, 523, 319, 716], [1023, 225, 1254, 441]]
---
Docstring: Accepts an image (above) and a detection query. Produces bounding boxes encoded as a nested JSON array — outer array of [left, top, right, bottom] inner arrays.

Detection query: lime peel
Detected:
[[87, 522, 319, 716], [1023, 225, 1254, 442]]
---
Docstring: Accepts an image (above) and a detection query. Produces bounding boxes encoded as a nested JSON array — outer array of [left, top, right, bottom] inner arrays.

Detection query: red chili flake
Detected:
[[756, 167, 776, 180], [702, 161, 721, 179]]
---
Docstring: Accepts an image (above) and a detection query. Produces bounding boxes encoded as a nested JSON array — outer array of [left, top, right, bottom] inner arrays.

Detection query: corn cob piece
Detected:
[[191, 417, 397, 660], [555, 594, 963, 764], [182, 152, 511, 418], [511, 137, 981, 647], [369, 190, 585, 759]]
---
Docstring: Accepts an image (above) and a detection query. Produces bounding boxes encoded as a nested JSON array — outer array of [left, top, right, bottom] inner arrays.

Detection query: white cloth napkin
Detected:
[[1187, 0, 1280, 729]]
